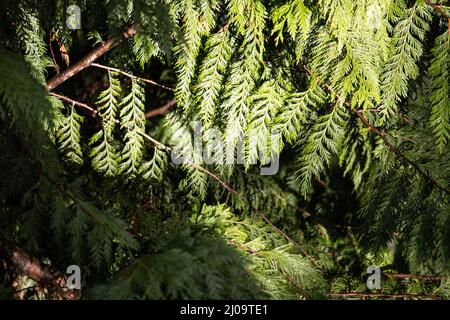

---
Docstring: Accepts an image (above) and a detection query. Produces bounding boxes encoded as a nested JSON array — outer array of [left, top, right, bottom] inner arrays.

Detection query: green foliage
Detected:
[[297, 106, 348, 197], [1, 0, 449, 300]]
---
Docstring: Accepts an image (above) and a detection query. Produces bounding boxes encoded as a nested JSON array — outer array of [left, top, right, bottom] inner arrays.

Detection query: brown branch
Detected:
[[47, 25, 139, 91], [90, 63, 173, 91], [329, 292, 443, 300], [425, 0, 450, 21], [352, 108, 450, 196], [49, 92, 99, 116], [301, 65, 450, 196], [141, 129, 241, 196], [386, 273, 443, 281], [145, 99, 177, 119], [258, 212, 323, 271]]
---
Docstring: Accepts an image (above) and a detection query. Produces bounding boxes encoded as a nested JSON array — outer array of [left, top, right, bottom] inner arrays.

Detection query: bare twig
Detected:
[[90, 63, 173, 91], [47, 25, 139, 90], [49, 94, 238, 197], [329, 291, 443, 300], [138, 131, 170, 151], [188, 161, 241, 197], [49, 32, 60, 74]]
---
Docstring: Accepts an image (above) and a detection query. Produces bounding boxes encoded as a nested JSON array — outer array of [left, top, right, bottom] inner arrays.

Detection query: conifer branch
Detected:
[[258, 212, 323, 271], [47, 95, 325, 268], [90, 63, 173, 91], [0, 244, 77, 299], [47, 25, 139, 90], [138, 131, 240, 196], [301, 65, 450, 196], [49, 92, 99, 116]]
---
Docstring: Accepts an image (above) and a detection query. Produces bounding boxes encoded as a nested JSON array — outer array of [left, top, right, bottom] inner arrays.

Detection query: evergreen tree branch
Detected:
[[301, 65, 450, 196], [47, 94, 326, 270], [139, 131, 240, 196], [90, 63, 173, 91], [47, 25, 139, 90]]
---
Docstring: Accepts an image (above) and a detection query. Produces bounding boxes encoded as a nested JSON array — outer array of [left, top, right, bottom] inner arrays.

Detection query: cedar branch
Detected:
[[329, 291, 443, 300]]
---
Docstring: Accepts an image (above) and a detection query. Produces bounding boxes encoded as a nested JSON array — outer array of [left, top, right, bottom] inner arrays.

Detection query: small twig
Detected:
[[285, 273, 309, 298], [49, 92, 99, 116], [258, 212, 323, 271], [228, 239, 259, 255], [13, 285, 39, 295], [139, 131, 241, 197], [49, 93, 239, 197], [145, 99, 177, 119], [90, 63, 173, 91], [47, 25, 139, 90], [329, 292, 443, 300], [386, 273, 443, 281], [138, 131, 170, 151], [189, 161, 241, 197]]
